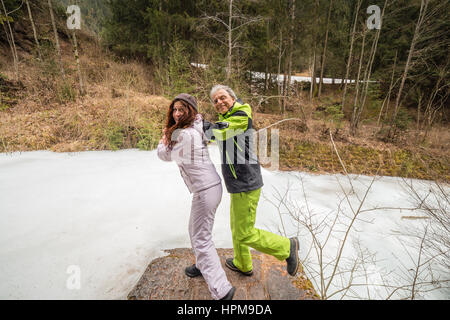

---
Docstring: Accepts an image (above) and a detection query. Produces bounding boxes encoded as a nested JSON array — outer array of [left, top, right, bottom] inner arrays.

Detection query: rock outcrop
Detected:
[[128, 248, 319, 300]]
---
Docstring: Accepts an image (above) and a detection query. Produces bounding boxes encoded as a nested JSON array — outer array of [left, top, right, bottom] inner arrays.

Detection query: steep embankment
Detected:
[[0, 0, 168, 152]]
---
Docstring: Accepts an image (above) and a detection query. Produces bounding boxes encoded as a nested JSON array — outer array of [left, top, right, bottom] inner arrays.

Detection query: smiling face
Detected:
[[212, 89, 235, 115], [172, 101, 187, 123]]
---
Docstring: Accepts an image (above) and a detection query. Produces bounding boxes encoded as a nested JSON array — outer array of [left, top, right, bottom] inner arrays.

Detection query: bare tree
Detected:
[[264, 169, 383, 299], [385, 177, 450, 299], [283, 0, 296, 114], [318, 0, 333, 98], [388, 0, 429, 139], [276, 28, 285, 111], [342, 0, 362, 111], [69, 1, 85, 96], [353, 0, 389, 132], [350, 24, 367, 135], [377, 50, 397, 126], [1, 0, 19, 80], [309, 52, 315, 101], [198, 0, 264, 81], [309, 0, 319, 101], [48, 0, 65, 79], [262, 132, 449, 299], [25, 0, 42, 61], [71, 30, 85, 96], [421, 60, 449, 141], [226, 0, 233, 81]]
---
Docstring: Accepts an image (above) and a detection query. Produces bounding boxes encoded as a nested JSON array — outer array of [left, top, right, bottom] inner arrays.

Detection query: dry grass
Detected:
[[0, 88, 169, 152], [253, 112, 449, 182], [0, 25, 173, 153], [0, 26, 448, 182]]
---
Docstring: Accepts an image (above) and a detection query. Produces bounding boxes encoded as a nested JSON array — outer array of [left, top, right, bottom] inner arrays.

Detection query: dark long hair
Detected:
[[164, 99, 198, 149]]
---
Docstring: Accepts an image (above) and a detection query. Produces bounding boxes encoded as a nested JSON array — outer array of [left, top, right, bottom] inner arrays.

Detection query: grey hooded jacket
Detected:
[[157, 114, 221, 193]]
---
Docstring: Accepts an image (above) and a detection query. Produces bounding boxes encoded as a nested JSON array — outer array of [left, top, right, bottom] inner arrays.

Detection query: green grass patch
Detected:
[[279, 138, 449, 181], [135, 120, 162, 151]]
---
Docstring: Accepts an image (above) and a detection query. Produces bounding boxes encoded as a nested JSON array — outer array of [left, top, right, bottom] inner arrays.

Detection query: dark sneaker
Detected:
[[185, 264, 202, 278], [286, 237, 299, 276], [225, 258, 253, 276], [220, 287, 236, 300]]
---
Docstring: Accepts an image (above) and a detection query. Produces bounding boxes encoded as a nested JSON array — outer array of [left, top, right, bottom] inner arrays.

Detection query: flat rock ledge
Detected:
[[128, 248, 319, 300]]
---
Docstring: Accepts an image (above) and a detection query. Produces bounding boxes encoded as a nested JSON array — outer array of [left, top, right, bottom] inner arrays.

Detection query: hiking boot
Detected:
[[286, 237, 300, 276], [220, 287, 236, 300], [185, 264, 202, 278], [225, 258, 253, 276]]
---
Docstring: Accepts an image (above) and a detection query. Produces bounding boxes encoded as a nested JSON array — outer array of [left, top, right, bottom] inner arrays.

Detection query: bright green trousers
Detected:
[[230, 188, 291, 272]]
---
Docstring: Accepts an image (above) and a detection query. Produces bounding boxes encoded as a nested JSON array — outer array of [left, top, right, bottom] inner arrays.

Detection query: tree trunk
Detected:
[[355, 0, 388, 128], [264, 66, 268, 95], [388, 0, 429, 138], [25, 0, 42, 61], [1, 12, 15, 70], [277, 28, 283, 111], [48, 0, 65, 79], [285, 0, 296, 108], [226, 0, 233, 81], [342, 0, 362, 112], [416, 93, 423, 131], [309, 0, 319, 101], [309, 52, 316, 101], [1, 0, 19, 80], [318, 0, 333, 98], [350, 26, 367, 135], [282, 57, 288, 114], [422, 67, 448, 141], [72, 30, 85, 96], [379, 50, 397, 127]]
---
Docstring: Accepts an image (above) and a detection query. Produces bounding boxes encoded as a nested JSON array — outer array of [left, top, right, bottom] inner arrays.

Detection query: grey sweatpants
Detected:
[[189, 183, 233, 300]]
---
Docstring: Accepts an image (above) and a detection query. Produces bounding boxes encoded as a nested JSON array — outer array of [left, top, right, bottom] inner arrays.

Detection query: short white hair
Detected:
[[210, 84, 237, 101]]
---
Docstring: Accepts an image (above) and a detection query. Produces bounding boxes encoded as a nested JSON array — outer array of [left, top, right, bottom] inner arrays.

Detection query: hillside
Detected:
[[0, 0, 448, 182]]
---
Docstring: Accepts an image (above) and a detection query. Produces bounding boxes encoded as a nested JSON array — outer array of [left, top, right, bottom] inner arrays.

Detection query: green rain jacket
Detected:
[[204, 101, 263, 194]]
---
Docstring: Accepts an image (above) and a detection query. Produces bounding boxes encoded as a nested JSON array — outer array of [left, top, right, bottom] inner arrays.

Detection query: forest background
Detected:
[[0, 0, 448, 181]]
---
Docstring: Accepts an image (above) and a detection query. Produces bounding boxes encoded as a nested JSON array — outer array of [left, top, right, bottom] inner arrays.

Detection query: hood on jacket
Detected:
[[192, 113, 209, 144]]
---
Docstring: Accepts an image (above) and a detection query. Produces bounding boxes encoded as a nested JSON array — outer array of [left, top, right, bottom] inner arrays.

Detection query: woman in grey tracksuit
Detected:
[[156, 93, 235, 300]]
